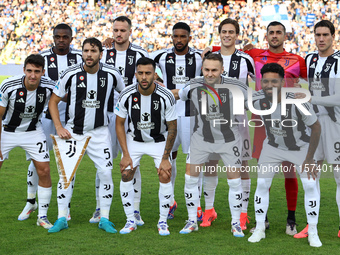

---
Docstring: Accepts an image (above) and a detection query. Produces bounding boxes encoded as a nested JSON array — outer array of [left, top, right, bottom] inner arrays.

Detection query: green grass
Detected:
[[0, 74, 339, 254]]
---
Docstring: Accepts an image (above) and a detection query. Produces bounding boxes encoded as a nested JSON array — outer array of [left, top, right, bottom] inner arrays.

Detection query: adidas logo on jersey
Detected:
[[334, 155, 340, 161], [107, 58, 115, 64], [16, 98, 25, 103], [77, 82, 86, 88], [166, 59, 175, 64], [132, 104, 140, 110], [48, 62, 57, 68]]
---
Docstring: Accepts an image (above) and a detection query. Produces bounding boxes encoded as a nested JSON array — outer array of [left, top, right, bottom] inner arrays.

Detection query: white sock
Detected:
[[203, 175, 218, 210], [334, 170, 340, 223], [120, 179, 135, 221], [133, 166, 141, 212], [159, 182, 172, 223], [57, 176, 75, 218], [27, 161, 38, 200], [301, 178, 319, 226], [228, 178, 242, 224], [184, 174, 199, 223], [95, 171, 100, 209], [241, 179, 251, 213], [97, 169, 113, 219], [254, 178, 272, 228], [197, 171, 203, 208], [170, 157, 177, 206], [37, 186, 51, 218]]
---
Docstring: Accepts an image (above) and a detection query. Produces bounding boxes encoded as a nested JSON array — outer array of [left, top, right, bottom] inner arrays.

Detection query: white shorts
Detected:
[[258, 142, 309, 179], [125, 135, 167, 169], [187, 132, 242, 167], [236, 112, 252, 161], [66, 125, 113, 171], [314, 115, 340, 164], [172, 116, 193, 154], [0, 129, 49, 162], [108, 111, 120, 159]]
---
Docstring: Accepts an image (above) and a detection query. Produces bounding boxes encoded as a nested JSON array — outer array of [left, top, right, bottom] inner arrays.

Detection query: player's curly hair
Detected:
[[82, 37, 103, 52], [260, 63, 285, 79]]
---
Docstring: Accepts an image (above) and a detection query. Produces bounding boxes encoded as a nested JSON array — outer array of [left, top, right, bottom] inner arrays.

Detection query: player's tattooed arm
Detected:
[[162, 120, 177, 160]]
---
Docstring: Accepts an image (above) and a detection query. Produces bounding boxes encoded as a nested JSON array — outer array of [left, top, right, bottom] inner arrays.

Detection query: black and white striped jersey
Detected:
[[40, 47, 82, 81], [53, 63, 125, 134], [114, 83, 176, 143], [219, 49, 255, 84], [179, 76, 248, 143], [0, 75, 55, 132], [306, 50, 340, 122], [252, 91, 317, 151], [151, 47, 203, 117], [101, 43, 149, 112]]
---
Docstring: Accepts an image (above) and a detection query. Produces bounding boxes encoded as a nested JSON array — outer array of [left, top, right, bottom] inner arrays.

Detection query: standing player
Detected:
[[115, 57, 177, 235], [172, 53, 247, 237], [47, 38, 125, 233], [206, 21, 307, 234], [248, 63, 322, 247], [0, 54, 55, 229], [295, 20, 340, 239], [199, 18, 255, 229], [100, 16, 149, 225], [151, 22, 202, 219], [18, 23, 82, 222]]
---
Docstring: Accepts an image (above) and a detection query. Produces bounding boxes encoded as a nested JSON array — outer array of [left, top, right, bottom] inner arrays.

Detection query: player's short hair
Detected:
[[218, 18, 239, 34], [53, 23, 72, 36], [203, 53, 223, 67], [82, 37, 103, 52], [314, 20, 335, 35], [260, 63, 285, 79], [136, 57, 156, 71], [173, 22, 191, 34], [267, 21, 286, 34], [24, 54, 45, 69], [113, 16, 132, 28]]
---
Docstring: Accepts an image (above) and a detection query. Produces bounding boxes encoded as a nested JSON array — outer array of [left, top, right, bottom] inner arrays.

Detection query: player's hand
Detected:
[[158, 159, 172, 178], [243, 43, 254, 51], [201, 46, 212, 58], [0, 149, 3, 160], [301, 158, 318, 180], [154, 80, 165, 87], [102, 38, 114, 48], [56, 127, 71, 140], [293, 82, 302, 88], [294, 92, 308, 100], [120, 155, 133, 173]]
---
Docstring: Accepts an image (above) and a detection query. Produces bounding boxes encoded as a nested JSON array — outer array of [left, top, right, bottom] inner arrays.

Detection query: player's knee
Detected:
[[97, 168, 113, 182], [257, 178, 271, 191], [300, 178, 317, 193], [36, 165, 50, 180], [121, 169, 134, 182]]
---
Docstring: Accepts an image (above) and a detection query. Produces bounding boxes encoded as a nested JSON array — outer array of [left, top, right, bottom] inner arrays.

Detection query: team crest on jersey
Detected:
[[133, 97, 138, 102], [324, 63, 332, 72], [50, 57, 55, 62], [80, 76, 84, 81], [100, 77, 106, 87], [128, 56, 134, 65], [188, 57, 193, 66], [38, 94, 44, 103], [232, 61, 238, 70], [153, 100, 159, 110], [283, 59, 290, 66], [69, 59, 76, 65], [177, 66, 184, 75], [220, 93, 227, 103]]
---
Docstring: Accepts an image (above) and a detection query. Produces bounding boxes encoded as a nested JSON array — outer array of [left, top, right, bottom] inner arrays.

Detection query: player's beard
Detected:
[[263, 87, 280, 102], [84, 58, 100, 68], [174, 42, 189, 52], [139, 80, 153, 91]]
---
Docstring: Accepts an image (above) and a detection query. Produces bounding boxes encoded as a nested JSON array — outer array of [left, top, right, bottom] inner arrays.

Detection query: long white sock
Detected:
[[27, 161, 38, 201], [197, 171, 203, 208], [159, 182, 172, 223], [254, 178, 272, 230], [203, 175, 218, 210], [133, 166, 141, 212], [170, 157, 177, 206], [97, 169, 113, 219], [334, 170, 340, 224], [241, 179, 251, 213], [57, 180, 72, 219], [120, 179, 135, 221], [184, 174, 199, 223], [37, 186, 52, 218], [228, 178, 242, 224], [95, 171, 100, 209], [301, 177, 319, 226]]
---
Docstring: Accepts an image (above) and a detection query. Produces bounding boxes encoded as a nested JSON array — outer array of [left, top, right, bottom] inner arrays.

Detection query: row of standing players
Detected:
[[2, 16, 339, 247]]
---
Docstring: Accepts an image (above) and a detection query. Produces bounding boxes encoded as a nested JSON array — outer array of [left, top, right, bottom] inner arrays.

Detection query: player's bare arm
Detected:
[[102, 37, 114, 48], [116, 115, 133, 173], [171, 89, 180, 100], [48, 93, 71, 139], [0, 106, 6, 160], [158, 119, 177, 178], [302, 120, 321, 180]]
